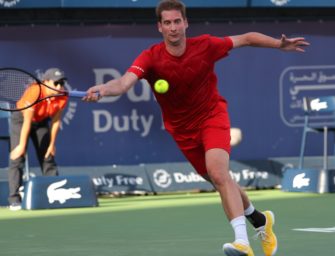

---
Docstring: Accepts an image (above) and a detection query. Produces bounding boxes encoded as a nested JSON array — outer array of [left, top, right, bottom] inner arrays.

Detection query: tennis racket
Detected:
[[0, 68, 91, 111]]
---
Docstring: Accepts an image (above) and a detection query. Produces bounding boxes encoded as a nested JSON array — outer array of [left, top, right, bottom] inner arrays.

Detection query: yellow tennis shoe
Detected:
[[223, 241, 255, 256], [255, 211, 278, 256]]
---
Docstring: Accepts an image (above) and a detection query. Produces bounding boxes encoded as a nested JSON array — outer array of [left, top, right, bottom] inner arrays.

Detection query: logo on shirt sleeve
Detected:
[[131, 65, 145, 73]]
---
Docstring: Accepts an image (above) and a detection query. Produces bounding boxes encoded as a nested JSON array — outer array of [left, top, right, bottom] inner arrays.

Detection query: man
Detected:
[[84, 1, 309, 255], [8, 68, 68, 211]]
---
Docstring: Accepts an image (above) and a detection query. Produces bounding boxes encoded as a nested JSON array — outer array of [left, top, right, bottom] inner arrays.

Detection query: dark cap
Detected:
[[42, 68, 66, 81]]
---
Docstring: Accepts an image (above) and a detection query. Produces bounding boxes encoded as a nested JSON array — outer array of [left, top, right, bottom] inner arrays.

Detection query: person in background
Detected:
[[83, 0, 309, 255], [8, 68, 68, 211]]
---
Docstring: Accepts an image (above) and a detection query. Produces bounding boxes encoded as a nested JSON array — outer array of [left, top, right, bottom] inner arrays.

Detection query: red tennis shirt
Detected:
[[128, 34, 233, 133]]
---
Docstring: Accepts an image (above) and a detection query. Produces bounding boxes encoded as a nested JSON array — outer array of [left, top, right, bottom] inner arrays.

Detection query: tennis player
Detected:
[[8, 68, 68, 211], [84, 1, 309, 255]]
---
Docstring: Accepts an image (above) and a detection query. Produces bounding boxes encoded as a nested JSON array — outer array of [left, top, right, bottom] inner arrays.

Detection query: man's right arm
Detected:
[[85, 72, 139, 101]]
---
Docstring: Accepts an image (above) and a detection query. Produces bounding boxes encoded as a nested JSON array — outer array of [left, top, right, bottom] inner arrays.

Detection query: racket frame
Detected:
[[0, 68, 86, 112]]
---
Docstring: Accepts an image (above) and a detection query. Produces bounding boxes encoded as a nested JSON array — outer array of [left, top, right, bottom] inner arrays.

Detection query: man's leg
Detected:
[[239, 183, 278, 256], [205, 148, 254, 256], [239, 187, 266, 227]]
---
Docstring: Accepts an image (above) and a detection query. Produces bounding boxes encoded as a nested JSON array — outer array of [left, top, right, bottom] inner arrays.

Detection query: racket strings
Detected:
[[0, 69, 40, 111]]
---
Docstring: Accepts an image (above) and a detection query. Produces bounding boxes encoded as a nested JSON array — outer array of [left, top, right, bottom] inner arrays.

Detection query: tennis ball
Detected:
[[154, 79, 169, 94]]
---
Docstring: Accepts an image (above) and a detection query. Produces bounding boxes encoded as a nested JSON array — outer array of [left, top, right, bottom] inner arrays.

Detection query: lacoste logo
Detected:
[[310, 98, 328, 111], [47, 179, 82, 204], [292, 173, 310, 189]]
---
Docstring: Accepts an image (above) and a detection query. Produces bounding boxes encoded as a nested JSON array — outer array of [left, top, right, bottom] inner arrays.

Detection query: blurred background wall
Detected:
[[1, 0, 335, 167]]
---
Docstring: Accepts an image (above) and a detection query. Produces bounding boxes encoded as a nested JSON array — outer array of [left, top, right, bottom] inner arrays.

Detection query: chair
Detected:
[[299, 96, 335, 170], [0, 104, 30, 180]]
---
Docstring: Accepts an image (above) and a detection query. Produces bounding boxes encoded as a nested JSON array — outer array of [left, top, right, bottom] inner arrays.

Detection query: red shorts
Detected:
[[170, 101, 231, 176]]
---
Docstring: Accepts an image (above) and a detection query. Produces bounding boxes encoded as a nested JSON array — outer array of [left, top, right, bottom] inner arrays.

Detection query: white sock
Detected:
[[230, 216, 249, 245], [244, 203, 255, 216]]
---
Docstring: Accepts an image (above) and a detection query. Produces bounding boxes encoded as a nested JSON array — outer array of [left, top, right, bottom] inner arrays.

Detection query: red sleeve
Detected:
[[208, 35, 233, 62], [127, 49, 152, 80], [224, 36, 234, 50]]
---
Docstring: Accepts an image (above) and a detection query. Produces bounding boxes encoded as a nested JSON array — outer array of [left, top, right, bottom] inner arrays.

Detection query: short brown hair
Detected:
[[156, 0, 186, 22]]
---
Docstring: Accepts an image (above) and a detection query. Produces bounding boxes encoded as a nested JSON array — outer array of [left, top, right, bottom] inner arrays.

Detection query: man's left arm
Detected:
[[230, 32, 310, 52]]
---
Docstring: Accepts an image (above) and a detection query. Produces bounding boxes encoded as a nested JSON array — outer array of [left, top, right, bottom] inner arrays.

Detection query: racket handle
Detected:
[[68, 91, 87, 98], [68, 91, 100, 98]]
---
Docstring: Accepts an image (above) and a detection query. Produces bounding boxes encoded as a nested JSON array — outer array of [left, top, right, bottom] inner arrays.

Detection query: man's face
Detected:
[[158, 9, 188, 46]]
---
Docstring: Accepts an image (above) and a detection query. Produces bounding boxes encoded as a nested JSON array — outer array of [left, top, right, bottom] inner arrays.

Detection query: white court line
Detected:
[[293, 227, 335, 233]]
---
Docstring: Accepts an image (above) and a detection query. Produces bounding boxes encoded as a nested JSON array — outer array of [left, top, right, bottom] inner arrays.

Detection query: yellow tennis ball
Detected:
[[154, 79, 169, 94]]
